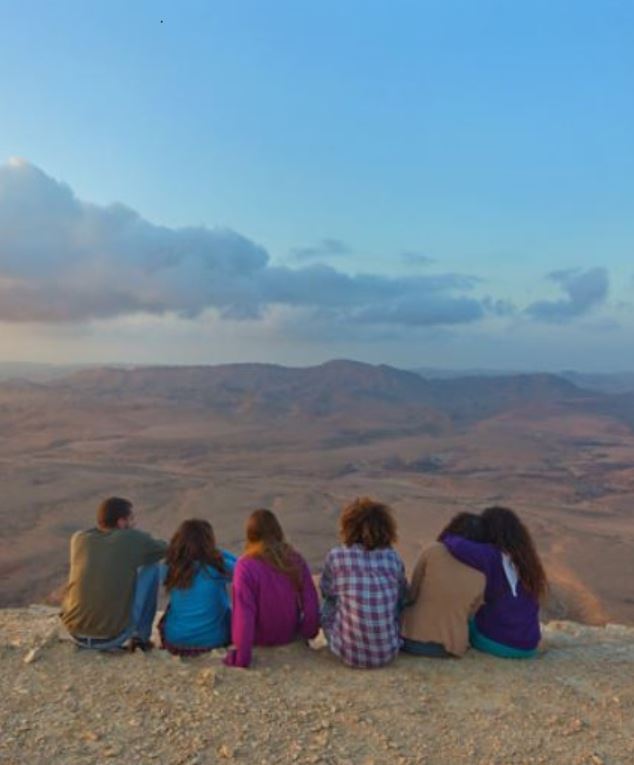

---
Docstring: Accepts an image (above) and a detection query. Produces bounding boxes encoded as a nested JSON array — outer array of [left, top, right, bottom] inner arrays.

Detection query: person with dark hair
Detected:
[[61, 497, 167, 651], [159, 519, 237, 656], [224, 509, 319, 668], [320, 497, 407, 668], [442, 506, 548, 658], [400, 513, 486, 657]]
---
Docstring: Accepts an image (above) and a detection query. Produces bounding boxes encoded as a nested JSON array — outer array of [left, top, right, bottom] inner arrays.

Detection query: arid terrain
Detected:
[[0, 360, 633, 625], [1, 606, 633, 765]]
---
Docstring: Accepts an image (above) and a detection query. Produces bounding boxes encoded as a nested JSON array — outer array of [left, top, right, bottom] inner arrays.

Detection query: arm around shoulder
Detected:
[[442, 535, 494, 576]]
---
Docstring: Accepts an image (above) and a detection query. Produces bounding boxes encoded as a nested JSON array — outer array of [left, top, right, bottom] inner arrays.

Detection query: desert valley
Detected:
[[0, 359, 632, 626]]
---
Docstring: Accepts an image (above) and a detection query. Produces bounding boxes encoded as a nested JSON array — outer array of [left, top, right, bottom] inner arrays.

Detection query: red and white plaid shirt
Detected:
[[320, 544, 407, 668]]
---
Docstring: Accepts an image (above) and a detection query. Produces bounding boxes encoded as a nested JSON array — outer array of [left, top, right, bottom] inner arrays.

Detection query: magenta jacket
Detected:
[[224, 553, 319, 667]]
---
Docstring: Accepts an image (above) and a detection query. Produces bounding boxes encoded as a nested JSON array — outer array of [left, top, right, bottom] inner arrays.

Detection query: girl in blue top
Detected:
[[159, 519, 237, 656]]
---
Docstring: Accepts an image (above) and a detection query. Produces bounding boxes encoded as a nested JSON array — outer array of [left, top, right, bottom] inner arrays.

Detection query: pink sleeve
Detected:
[[224, 559, 257, 668], [298, 559, 320, 640]]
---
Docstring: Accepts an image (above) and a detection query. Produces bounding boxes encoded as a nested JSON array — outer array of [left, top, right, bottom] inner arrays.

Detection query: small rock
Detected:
[[218, 744, 235, 759]]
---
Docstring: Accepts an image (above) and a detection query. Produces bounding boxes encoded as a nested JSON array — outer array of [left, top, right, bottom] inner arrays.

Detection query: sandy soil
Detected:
[[0, 606, 632, 765]]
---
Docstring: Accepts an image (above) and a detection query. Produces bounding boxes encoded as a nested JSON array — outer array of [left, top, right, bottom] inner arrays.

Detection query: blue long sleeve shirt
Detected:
[[161, 550, 237, 648]]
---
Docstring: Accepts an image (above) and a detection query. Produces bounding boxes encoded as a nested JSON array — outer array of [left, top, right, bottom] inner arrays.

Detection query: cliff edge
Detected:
[[0, 607, 632, 765]]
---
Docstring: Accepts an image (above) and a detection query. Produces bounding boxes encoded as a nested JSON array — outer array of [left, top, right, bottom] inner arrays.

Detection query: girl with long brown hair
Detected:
[[159, 519, 237, 656], [442, 506, 547, 658], [224, 509, 319, 668]]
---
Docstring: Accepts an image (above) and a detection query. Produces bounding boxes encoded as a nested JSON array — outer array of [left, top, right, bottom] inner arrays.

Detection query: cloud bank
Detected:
[[0, 160, 488, 327], [526, 268, 609, 323]]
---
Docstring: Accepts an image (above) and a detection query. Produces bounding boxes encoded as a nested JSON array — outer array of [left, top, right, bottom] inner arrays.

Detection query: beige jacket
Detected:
[[401, 542, 485, 656]]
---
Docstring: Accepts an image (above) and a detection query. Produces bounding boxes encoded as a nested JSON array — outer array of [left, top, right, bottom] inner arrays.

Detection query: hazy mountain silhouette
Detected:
[[49, 359, 588, 426]]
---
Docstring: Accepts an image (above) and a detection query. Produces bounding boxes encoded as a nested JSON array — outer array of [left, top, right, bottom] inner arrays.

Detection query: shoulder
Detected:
[[325, 545, 353, 565], [289, 548, 309, 567], [234, 555, 260, 577], [423, 542, 449, 560], [382, 546, 405, 569], [220, 549, 238, 567], [124, 528, 161, 545], [69, 528, 92, 550]]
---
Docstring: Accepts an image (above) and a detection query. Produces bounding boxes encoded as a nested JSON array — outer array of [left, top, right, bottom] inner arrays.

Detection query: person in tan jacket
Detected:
[[401, 513, 486, 657]]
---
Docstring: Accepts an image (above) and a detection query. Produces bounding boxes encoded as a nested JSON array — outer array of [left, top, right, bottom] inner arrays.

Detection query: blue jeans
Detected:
[[401, 637, 451, 658], [72, 564, 160, 650]]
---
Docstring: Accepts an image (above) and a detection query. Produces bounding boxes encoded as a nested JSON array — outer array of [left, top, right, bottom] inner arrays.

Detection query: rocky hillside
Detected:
[[41, 360, 590, 423], [1, 607, 632, 765]]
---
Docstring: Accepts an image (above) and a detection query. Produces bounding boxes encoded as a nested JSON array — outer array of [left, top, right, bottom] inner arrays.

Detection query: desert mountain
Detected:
[[47, 359, 589, 424]]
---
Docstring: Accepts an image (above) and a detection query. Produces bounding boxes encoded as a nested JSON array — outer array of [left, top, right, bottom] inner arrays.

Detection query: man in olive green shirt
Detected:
[[61, 496, 167, 650]]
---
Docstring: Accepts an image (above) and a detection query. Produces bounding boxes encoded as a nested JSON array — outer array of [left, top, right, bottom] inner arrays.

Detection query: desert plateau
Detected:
[[0, 360, 632, 626]]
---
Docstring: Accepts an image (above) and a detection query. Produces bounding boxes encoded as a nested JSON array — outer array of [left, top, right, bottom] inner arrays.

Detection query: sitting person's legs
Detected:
[[71, 627, 133, 651], [401, 637, 451, 657], [469, 619, 537, 659], [73, 564, 160, 651], [130, 564, 160, 642]]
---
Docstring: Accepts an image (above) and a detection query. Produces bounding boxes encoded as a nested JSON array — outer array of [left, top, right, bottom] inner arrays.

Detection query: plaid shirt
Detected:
[[320, 544, 407, 668]]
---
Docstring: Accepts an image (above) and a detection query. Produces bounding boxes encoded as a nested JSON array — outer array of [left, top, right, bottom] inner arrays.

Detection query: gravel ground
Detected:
[[1, 607, 633, 765]]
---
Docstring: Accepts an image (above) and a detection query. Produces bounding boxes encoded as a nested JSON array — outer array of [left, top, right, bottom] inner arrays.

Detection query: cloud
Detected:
[[526, 268, 609, 323], [482, 296, 516, 317], [401, 251, 435, 267], [289, 237, 351, 261], [0, 160, 490, 329]]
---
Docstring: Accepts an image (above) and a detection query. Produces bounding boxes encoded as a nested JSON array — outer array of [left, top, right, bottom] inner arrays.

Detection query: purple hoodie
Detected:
[[443, 535, 541, 650], [224, 554, 319, 668]]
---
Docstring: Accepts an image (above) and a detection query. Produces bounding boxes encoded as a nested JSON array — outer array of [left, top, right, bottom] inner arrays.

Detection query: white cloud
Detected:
[[0, 160, 490, 329]]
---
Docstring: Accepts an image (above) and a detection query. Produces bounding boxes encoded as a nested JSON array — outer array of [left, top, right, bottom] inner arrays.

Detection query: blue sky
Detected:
[[0, 1, 632, 370]]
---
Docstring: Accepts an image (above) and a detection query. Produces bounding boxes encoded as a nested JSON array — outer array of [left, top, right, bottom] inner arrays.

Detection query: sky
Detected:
[[0, 0, 632, 371]]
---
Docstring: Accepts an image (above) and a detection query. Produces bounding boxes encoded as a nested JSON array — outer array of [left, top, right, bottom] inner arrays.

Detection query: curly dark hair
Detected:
[[340, 497, 397, 550], [164, 519, 227, 591], [437, 512, 486, 543], [481, 506, 548, 599]]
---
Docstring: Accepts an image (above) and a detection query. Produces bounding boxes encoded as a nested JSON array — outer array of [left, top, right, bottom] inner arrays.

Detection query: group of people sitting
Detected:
[[60, 496, 547, 667]]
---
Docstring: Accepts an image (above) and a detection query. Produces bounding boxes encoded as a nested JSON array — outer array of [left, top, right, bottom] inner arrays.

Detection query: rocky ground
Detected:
[[0, 607, 633, 765]]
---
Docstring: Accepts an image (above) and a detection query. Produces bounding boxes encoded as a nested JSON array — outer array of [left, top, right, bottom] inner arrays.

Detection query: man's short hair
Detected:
[[97, 497, 133, 529]]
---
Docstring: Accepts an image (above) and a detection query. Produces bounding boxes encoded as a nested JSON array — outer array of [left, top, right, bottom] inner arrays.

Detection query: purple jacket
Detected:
[[443, 535, 541, 650], [224, 554, 319, 668]]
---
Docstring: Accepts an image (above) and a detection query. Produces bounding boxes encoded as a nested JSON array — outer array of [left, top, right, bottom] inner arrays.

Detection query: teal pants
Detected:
[[469, 619, 537, 659]]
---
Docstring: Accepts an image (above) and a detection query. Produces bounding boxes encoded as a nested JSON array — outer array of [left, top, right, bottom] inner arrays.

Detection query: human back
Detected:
[[321, 497, 407, 668], [401, 512, 486, 657], [61, 497, 167, 645], [160, 519, 236, 653], [443, 506, 547, 656], [224, 509, 319, 667]]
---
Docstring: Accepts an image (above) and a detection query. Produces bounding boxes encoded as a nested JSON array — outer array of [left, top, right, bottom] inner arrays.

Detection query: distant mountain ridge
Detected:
[[31, 359, 590, 427]]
